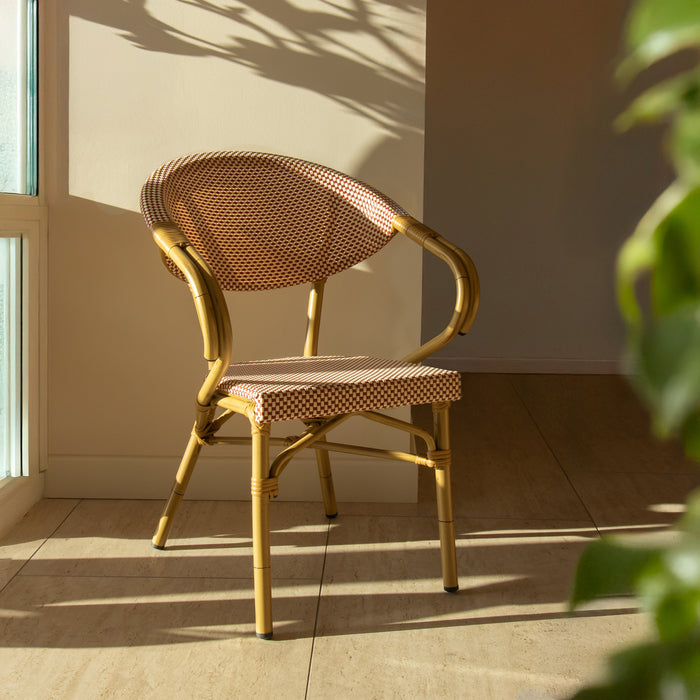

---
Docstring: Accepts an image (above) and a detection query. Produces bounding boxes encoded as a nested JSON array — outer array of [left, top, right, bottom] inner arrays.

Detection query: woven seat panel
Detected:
[[140, 151, 408, 291], [217, 355, 461, 424]]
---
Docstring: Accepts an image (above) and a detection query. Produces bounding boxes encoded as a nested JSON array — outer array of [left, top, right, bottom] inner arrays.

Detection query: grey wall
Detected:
[[422, 1, 670, 372]]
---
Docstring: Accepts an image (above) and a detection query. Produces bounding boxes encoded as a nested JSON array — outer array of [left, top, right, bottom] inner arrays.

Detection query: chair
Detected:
[[139, 151, 479, 638]]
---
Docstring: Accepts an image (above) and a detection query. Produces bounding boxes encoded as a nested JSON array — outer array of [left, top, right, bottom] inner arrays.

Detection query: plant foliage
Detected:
[[571, 498, 700, 699], [570, 1, 700, 697]]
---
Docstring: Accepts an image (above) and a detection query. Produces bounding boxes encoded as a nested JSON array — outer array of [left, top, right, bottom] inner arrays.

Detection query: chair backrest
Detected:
[[140, 151, 408, 291]]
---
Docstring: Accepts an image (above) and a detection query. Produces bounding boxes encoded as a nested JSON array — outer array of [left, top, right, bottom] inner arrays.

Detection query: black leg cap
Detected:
[[444, 585, 459, 593], [256, 632, 273, 640], [151, 543, 166, 551], [326, 512, 338, 520]]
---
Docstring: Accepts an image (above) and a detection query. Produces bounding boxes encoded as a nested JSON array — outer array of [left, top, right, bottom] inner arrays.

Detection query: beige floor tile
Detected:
[[309, 515, 646, 699], [511, 374, 697, 474], [343, 375, 593, 521], [323, 515, 597, 610], [307, 604, 648, 699], [0, 499, 79, 591], [0, 574, 317, 699], [24, 499, 329, 581], [423, 374, 590, 520], [568, 471, 700, 529]]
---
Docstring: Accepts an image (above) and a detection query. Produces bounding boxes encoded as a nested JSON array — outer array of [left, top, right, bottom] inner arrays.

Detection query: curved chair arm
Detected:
[[393, 215, 480, 364], [151, 223, 233, 412]]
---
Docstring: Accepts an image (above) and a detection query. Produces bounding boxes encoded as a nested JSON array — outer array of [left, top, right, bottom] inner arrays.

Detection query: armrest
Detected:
[[151, 223, 233, 411], [392, 215, 480, 364]]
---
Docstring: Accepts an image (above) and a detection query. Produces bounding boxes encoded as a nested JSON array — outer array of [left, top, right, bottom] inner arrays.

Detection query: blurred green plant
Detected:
[[571, 498, 700, 698], [570, 1, 700, 698]]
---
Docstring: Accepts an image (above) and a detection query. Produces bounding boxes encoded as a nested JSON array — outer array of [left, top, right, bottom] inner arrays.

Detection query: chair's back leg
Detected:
[[302, 281, 338, 518], [433, 401, 459, 592], [251, 421, 274, 639], [152, 432, 203, 549], [314, 445, 338, 518], [302, 418, 338, 519]]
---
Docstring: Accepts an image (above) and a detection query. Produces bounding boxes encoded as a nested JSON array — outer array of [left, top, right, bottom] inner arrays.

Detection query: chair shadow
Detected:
[[0, 584, 639, 648], [0, 516, 640, 648]]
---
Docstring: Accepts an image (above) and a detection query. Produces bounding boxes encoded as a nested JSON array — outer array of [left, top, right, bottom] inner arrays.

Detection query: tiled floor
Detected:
[[1, 374, 697, 698]]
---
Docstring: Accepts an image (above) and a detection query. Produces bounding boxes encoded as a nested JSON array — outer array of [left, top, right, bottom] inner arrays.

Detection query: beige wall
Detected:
[[423, 1, 671, 372], [43, 1, 427, 501]]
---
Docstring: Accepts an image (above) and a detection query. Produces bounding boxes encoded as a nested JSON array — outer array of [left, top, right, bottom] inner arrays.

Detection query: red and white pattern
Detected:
[[140, 151, 408, 291], [217, 355, 462, 423]]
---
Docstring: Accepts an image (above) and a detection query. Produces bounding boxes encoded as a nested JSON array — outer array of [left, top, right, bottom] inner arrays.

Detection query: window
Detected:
[[0, 0, 38, 195], [0, 236, 21, 478]]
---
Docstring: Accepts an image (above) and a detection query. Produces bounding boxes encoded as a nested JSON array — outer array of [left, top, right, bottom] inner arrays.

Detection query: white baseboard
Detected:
[[429, 356, 622, 374], [45, 453, 418, 503]]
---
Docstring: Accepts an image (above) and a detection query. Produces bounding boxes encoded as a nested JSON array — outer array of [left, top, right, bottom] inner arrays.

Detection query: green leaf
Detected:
[[571, 686, 628, 700], [617, 181, 688, 327], [632, 305, 700, 435], [617, 236, 656, 327], [665, 539, 700, 586], [652, 188, 700, 314], [616, 70, 700, 131], [571, 538, 663, 608], [681, 411, 700, 460], [671, 110, 700, 183], [656, 590, 700, 641], [678, 489, 700, 534], [620, 0, 700, 80]]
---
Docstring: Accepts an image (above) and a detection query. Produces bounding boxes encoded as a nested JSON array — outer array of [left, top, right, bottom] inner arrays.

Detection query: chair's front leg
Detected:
[[251, 421, 275, 639], [433, 401, 459, 592]]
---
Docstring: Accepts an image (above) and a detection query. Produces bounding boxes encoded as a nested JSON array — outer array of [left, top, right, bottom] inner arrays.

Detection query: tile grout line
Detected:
[[507, 378, 603, 537], [0, 498, 83, 594], [304, 518, 332, 700]]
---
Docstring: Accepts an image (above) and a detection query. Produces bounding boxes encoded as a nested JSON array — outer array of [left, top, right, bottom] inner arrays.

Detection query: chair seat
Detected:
[[217, 355, 462, 423]]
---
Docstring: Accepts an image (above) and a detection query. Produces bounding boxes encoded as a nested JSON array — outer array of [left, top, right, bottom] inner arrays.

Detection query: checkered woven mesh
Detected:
[[140, 151, 408, 291], [217, 355, 462, 423]]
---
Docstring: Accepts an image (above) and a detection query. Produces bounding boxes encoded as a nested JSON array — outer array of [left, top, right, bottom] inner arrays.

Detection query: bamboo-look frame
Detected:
[[148, 213, 479, 639]]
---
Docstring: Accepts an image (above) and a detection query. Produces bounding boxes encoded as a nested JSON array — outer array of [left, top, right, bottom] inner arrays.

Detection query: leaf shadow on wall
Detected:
[[68, 0, 427, 193]]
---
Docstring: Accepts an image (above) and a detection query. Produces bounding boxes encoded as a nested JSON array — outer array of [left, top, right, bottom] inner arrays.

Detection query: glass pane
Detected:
[[0, 0, 37, 195], [0, 236, 21, 479]]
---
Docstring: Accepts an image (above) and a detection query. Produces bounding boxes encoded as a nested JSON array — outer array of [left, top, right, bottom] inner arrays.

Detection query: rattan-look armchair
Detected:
[[140, 151, 479, 639]]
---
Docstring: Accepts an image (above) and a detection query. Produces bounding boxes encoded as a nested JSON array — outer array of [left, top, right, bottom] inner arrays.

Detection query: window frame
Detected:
[[0, 202, 47, 533], [0, 0, 45, 536]]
